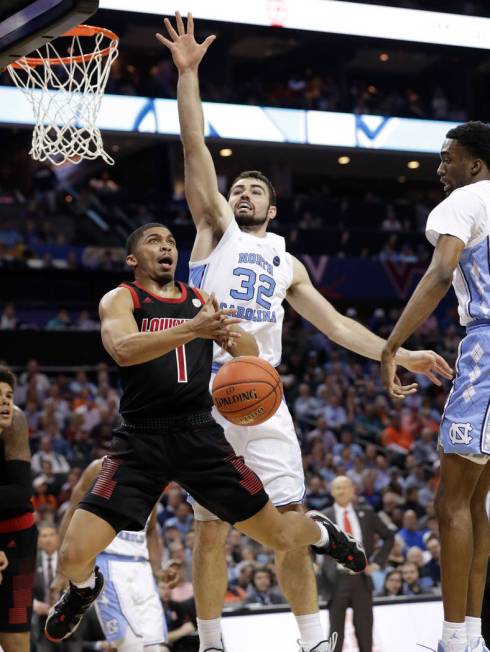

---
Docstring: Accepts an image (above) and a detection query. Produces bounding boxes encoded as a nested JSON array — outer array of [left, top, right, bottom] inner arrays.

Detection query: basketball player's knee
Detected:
[[268, 524, 296, 552], [276, 544, 311, 567], [435, 491, 467, 528], [194, 520, 228, 552], [58, 539, 88, 575], [0, 631, 29, 652]]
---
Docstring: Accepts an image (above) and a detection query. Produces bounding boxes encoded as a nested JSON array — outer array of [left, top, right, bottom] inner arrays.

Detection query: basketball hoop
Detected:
[[7, 25, 119, 166]]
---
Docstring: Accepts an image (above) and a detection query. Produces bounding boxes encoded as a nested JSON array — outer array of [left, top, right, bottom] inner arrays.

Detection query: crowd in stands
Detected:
[[0, 157, 444, 271], [99, 53, 469, 123], [6, 299, 455, 640]]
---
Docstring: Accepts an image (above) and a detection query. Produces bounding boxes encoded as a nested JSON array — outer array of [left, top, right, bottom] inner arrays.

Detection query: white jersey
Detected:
[[104, 524, 149, 559], [426, 180, 490, 326], [189, 220, 294, 368]]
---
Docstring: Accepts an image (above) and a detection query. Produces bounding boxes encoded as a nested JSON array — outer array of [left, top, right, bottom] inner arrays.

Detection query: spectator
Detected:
[[168, 559, 194, 602], [305, 474, 332, 511], [32, 162, 57, 213], [306, 415, 337, 451], [378, 570, 403, 597], [19, 359, 51, 401], [398, 509, 426, 551], [165, 502, 194, 536], [293, 383, 320, 425], [422, 535, 441, 587], [31, 435, 70, 476], [322, 394, 347, 431], [381, 411, 413, 453], [332, 427, 363, 462], [244, 567, 285, 606], [32, 478, 58, 513], [158, 582, 196, 651], [46, 309, 72, 330], [75, 310, 99, 331], [0, 302, 17, 329], [401, 561, 427, 596]]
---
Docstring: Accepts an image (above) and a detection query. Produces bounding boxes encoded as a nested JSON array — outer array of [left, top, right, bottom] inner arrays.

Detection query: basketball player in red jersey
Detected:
[[0, 367, 37, 652], [45, 223, 368, 645]]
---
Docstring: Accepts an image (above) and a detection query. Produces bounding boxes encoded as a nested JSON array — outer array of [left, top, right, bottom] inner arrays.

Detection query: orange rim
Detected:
[[10, 25, 118, 69]]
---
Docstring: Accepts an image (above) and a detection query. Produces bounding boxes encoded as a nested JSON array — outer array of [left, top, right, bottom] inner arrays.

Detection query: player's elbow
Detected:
[[429, 264, 454, 287], [112, 340, 132, 367]]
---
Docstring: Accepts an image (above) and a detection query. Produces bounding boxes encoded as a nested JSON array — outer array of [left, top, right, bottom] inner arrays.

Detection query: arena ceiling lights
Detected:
[[99, 0, 490, 50]]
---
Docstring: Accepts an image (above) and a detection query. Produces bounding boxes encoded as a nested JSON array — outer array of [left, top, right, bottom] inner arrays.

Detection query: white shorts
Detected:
[[193, 398, 305, 521], [95, 553, 166, 645]]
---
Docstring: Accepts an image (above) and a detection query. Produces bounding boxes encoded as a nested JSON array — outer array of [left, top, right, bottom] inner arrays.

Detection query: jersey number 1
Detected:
[[176, 345, 188, 383]]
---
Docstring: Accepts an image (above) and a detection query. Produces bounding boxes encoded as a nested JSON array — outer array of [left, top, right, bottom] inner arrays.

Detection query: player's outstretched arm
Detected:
[[286, 256, 453, 392], [99, 287, 241, 367], [156, 12, 233, 242], [381, 234, 462, 399]]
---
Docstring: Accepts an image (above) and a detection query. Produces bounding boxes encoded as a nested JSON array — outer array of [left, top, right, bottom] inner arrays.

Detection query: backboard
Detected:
[[0, 0, 99, 68]]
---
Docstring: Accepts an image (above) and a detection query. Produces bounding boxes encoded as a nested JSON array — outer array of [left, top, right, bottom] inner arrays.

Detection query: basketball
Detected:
[[212, 356, 283, 426]]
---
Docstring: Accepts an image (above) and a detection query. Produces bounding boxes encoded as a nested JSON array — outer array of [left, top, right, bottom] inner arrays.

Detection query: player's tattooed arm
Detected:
[[2, 406, 30, 462], [156, 12, 233, 243]]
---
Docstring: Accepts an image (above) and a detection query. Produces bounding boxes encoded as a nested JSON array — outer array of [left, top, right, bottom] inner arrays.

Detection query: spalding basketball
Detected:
[[212, 356, 283, 426]]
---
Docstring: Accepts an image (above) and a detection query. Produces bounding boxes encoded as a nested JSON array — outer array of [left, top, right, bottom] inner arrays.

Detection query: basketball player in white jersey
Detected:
[[52, 459, 167, 652], [157, 13, 452, 652], [381, 122, 490, 652]]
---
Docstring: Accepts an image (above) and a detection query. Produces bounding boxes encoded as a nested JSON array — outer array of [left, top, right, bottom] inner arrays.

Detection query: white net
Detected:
[[7, 26, 119, 166]]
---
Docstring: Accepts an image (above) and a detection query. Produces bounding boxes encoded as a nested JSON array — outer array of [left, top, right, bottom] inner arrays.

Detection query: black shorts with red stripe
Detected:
[[0, 515, 38, 633], [79, 411, 269, 531]]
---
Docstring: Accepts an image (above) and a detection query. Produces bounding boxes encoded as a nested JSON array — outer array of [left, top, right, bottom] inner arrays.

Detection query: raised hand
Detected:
[[156, 11, 216, 72], [189, 293, 241, 341]]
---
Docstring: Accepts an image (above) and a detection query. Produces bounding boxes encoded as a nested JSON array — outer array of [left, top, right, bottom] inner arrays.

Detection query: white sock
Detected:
[[73, 571, 96, 590], [313, 523, 329, 548], [442, 621, 467, 651], [197, 617, 222, 652], [296, 612, 326, 651], [466, 616, 482, 644]]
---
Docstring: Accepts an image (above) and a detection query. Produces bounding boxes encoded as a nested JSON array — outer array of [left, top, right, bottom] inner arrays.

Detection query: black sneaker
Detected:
[[44, 567, 104, 642], [307, 510, 367, 574]]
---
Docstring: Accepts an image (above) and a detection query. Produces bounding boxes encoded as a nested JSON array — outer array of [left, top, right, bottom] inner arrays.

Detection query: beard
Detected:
[[235, 212, 269, 228]]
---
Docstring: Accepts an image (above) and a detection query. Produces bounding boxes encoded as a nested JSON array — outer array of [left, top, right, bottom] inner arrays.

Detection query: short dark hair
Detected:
[[229, 170, 277, 206], [446, 121, 490, 168], [126, 223, 170, 255], [0, 365, 16, 390], [251, 566, 274, 588]]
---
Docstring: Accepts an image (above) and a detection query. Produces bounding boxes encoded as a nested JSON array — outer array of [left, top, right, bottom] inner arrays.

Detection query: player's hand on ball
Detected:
[[190, 293, 241, 341], [0, 550, 8, 571], [156, 11, 216, 72]]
